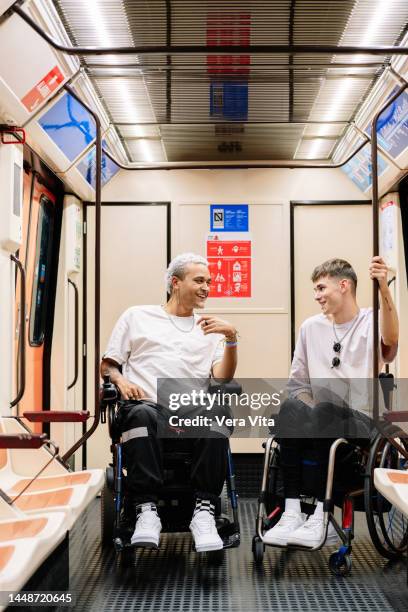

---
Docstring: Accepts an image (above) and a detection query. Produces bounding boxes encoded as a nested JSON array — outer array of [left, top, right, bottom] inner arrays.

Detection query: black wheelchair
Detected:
[[99, 376, 241, 564], [253, 381, 408, 576]]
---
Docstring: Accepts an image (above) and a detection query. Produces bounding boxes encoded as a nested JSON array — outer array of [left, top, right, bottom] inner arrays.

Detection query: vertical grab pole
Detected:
[[371, 108, 380, 422], [61, 85, 102, 462], [10, 254, 26, 411], [370, 82, 408, 422], [67, 278, 79, 390], [95, 100, 102, 431]]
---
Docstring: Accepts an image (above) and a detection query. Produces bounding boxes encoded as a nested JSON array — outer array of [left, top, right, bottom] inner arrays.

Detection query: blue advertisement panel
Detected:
[[210, 204, 249, 232], [38, 92, 96, 161], [341, 144, 388, 192], [76, 144, 120, 189], [374, 89, 408, 159]]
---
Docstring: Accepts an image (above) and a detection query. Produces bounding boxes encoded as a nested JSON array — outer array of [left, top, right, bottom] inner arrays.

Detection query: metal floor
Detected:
[[61, 499, 408, 612]]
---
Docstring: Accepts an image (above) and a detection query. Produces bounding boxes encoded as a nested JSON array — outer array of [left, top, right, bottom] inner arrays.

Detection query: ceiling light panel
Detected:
[[54, 1, 408, 161]]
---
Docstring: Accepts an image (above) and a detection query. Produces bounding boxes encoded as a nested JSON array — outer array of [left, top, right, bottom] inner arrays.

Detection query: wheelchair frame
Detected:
[[253, 434, 408, 576], [99, 376, 241, 561]]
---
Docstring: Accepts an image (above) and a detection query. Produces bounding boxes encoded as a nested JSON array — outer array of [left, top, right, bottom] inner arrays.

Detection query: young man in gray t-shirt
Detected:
[[263, 256, 399, 548]]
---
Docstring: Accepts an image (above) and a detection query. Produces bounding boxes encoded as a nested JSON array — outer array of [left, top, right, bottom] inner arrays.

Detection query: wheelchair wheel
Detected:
[[329, 550, 352, 577], [364, 435, 408, 559], [101, 467, 115, 547], [252, 536, 265, 565]]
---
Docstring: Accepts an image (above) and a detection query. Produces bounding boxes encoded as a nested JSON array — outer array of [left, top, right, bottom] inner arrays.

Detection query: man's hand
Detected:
[[117, 378, 147, 401], [369, 255, 389, 291], [295, 391, 315, 408], [368, 256, 399, 351], [196, 315, 237, 341]]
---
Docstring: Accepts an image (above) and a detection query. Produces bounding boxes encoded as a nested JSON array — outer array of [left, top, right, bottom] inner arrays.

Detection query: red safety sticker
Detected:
[[207, 235, 252, 298], [21, 65, 65, 112]]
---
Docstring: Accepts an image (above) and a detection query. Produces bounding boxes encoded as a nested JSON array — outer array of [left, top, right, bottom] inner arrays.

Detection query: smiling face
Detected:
[[171, 262, 211, 309], [313, 275, 352, 316]]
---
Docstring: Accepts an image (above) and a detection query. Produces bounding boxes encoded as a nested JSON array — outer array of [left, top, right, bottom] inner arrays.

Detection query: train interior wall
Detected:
[[84, 166, 368, 466], [24, 163, 408, 465]]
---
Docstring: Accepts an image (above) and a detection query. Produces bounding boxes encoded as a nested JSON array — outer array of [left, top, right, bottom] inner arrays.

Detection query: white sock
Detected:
[[313, 501, 324, 517], [285, 498, 301, 513]]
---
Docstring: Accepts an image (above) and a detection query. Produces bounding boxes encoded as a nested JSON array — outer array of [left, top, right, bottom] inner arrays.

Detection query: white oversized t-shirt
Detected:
[[289, 307, 397, 413], [103, 305, 224, 402]]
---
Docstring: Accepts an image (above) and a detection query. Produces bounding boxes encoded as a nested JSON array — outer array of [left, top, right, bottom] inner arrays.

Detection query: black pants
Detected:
[[115, 401, 230, 506], [276, 398, 376, 501]]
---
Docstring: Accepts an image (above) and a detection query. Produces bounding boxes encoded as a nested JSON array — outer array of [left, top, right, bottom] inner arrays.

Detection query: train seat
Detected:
[[0, 504, 68, 605], [0, 418, 104, 506], [374, 468, 408, 517], [0, 485, 81, 530], [0, 539, 39, 603], [0, 528, 68, 609], [10, 487, 89, 528], [0, 512, 66, 545]]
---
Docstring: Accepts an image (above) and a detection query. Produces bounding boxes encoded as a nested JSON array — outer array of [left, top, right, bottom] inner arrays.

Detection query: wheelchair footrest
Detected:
[[221, 531, 241, 549]]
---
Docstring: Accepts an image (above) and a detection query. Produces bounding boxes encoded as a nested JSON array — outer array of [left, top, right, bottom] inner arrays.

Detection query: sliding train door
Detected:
[[15, 151, 63, 431], [291, 201, 372, 352]]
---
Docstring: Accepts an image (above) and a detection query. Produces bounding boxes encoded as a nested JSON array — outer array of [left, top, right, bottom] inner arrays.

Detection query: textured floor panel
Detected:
[[60, 499, 408, 612]]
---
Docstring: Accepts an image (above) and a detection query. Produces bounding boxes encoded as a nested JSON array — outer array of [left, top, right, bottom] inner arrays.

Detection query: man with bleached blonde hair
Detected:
[[101, 253, 238, 553]]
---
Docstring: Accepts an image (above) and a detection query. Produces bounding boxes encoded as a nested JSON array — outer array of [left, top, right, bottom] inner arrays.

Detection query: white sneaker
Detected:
[[287, 513, 339, 548], [263, 510, 306, 546], [130, 503, 162, 548], [190, 508, 223, 553]]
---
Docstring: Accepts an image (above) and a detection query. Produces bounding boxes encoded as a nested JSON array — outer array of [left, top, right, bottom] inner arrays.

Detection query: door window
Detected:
[[29, 195, 55, 346]]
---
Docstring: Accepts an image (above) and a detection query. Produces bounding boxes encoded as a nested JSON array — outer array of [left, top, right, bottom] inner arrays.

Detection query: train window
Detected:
[[29, 195, 55, 346]]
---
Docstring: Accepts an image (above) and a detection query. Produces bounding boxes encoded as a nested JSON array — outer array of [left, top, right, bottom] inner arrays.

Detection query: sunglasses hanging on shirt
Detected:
[[332, 356, 341, 368], [331, 311, 360, 369], [332, 342, 341, 368]]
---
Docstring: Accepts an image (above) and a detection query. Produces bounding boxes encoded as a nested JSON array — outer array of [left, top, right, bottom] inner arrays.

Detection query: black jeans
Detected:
[[115, 400, 230, 506], [276, 398, 377, 501]]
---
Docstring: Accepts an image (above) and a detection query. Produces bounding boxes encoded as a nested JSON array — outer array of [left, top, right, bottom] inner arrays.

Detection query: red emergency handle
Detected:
[[0, 433, 48, 449], [23, 411, 90, 423], [0, 126, 26, 144], [383, 411, 408, 423]]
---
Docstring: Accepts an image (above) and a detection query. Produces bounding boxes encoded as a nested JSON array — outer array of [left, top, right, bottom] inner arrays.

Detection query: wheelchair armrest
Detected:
[[100, 375, 120, 424], [100, 375, 119, 402], [379, 372, 395, 412]]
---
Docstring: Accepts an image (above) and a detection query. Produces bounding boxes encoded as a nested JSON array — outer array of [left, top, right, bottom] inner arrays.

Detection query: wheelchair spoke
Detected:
[[386, 510, 395, 542], [364, 436, 408, 558]]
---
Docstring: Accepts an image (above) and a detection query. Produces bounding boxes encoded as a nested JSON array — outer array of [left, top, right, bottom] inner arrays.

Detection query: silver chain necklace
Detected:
[[162, 305, 195, 333], [331, 310, 360, 367]]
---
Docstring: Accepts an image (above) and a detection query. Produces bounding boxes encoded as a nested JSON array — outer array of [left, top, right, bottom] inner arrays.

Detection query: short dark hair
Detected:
[[311, 258, 357, 294]]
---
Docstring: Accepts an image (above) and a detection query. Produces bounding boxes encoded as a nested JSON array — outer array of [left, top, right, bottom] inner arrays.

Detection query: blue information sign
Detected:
[[38, 92, 96, 162], [210, 204, 249, 232], [341, 144, 388, 192], [210, 82, 248, 120]]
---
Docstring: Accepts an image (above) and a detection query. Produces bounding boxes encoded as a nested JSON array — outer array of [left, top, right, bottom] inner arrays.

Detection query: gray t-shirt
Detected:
[[288, 308, 397, 413]]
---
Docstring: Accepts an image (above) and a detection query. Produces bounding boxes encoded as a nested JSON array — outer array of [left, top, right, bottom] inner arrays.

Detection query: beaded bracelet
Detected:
[[225, 341, 238, 347]]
